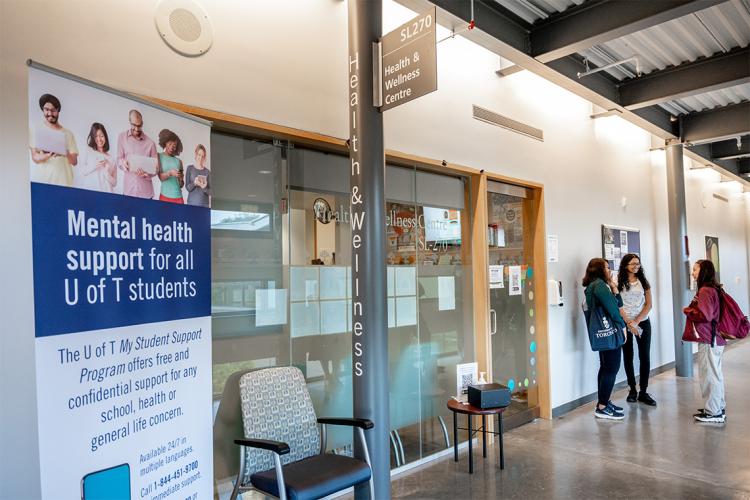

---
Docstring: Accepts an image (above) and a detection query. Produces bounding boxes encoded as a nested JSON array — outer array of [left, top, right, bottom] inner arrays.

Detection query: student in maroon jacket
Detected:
[[683, 260, 725, 423]]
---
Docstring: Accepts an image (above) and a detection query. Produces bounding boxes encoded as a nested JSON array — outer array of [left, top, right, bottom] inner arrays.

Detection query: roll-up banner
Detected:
[[28, 63, 213, 500]]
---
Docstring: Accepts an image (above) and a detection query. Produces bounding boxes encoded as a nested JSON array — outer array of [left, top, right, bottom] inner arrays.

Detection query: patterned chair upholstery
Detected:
[[230, 366, 374, 500]]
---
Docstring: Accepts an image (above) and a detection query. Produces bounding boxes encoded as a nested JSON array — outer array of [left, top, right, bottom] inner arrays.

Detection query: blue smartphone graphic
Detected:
[[81, 463, 130, 500]]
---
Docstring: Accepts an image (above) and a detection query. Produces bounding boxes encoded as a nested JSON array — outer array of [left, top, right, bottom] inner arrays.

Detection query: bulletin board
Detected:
[[601, 225, 641, 272]]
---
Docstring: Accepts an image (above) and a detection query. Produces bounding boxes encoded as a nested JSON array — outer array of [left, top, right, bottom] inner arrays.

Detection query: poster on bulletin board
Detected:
[[601, 225, 640, 272], [705, 236, 720, 282]]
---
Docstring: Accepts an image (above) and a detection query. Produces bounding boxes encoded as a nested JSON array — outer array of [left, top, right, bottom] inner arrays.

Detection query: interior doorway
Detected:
[[486, 180, 545, 427]]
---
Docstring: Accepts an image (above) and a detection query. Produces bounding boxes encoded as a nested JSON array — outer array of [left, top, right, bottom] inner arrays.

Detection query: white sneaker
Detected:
[[693, 411, 725, 423]]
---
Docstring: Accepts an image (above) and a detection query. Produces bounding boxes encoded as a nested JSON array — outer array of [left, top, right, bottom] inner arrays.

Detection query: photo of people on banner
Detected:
[[29, 85, 210, 207]]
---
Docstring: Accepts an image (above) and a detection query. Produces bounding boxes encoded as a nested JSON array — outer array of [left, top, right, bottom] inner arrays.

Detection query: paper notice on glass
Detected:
[[489, 265, 504, 289], [604, 243, 615, 260], [438, 276, 456, 311], [256, 289, 288, 326], [305, 279, 318, 302], [496, 227, 506, 247], [620, 230, 629, 254], [547, 235, 559, 262], [509, 265, 522, 296], [613, 246, 622, 261], [456, 362, 478, 399]]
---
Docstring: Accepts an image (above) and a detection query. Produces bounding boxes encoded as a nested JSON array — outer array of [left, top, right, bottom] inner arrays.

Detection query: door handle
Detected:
[[489, 309, 497, 336]]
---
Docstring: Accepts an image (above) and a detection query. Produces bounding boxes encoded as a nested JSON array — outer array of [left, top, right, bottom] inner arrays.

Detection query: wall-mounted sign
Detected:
[[378, 7, 437, 111], [546, 234, 558, 263]]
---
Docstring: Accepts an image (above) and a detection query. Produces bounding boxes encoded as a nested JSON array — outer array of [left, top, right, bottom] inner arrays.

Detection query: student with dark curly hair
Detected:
[[157, 128, 184, 204], [617, 254, 656, 406]]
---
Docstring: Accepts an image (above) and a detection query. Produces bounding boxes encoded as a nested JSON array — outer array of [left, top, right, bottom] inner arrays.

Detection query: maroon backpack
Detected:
[[716, 288, 750, 340]]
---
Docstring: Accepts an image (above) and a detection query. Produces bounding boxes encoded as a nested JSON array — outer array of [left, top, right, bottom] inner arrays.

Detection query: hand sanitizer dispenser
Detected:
[[548, 279, 563, 307]]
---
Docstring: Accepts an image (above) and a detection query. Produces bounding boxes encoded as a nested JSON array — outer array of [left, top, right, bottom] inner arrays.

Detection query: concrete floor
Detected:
[[384, 340, 750, 500]]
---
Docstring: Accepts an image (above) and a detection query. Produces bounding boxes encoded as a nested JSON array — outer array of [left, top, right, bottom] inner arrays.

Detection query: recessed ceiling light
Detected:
[[258, 170, 272, 175], [247, 194, 257, 198]]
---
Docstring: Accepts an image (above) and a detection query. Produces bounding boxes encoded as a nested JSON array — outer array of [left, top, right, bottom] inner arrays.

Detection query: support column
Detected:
[[665, 141, 693, 377], [347, 2, 390, 499]]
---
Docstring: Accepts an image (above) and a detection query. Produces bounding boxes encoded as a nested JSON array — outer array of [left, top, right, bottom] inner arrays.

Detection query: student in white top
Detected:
[[75, 122, 116, 193], [617, 254, 657, 406]]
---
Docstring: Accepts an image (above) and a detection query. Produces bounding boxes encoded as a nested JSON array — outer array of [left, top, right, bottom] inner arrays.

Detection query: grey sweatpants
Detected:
[[698, 343, 725, 415]]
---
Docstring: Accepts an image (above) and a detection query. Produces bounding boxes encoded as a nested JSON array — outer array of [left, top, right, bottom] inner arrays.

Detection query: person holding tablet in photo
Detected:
[[117, 109, 157, 199], [157, 129, 184, 204], [185, 144, 211, 207], [76, 122, 116, 193], [29, 93, 78, 186], [617, 254, 657, 407]]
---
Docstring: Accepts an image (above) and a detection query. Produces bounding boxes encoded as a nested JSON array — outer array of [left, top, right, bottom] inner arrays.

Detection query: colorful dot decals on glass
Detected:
[[528, 291, 534, 301], [530, 357, 536, 366], [530, 325, 535, 335], [524, 378, 529, 388], [527, 267, 533, 279], [508, 379, 515, 391], [529, 308, 534, 318], [530, 341, 537, 353]]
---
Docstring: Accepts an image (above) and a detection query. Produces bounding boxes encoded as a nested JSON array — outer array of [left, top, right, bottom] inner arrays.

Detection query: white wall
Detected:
[[1, 1, 749, 495], [684, 166, 749, 306], [381, 1, 749, 408]]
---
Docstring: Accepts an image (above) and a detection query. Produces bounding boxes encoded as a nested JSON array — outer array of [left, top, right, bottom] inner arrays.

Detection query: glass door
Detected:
[[487, 181, 539, 425]]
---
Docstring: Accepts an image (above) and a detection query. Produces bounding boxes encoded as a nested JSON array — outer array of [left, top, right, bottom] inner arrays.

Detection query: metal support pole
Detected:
[[665, 142, 693, 377], [347, 1, 390, 498]]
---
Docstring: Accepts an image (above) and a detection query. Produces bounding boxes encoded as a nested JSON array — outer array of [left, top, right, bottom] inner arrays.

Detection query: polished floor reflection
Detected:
[[383, 340, 750, 499]]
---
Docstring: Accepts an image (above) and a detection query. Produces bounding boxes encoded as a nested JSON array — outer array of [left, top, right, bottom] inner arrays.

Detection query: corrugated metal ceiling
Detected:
[[576, 0, 750, 114], [659, 82, 750, 115], [492, 0, 749, 115], [492, 0, 581, 24]]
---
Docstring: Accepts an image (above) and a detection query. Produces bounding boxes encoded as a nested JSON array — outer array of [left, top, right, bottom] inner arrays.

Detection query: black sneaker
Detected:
[[607, 401, 623, 412], [693, 411, 725, 423], [595, 405, 624, 420], [626, 389, 637, 403], [637, 392, 657, 407]]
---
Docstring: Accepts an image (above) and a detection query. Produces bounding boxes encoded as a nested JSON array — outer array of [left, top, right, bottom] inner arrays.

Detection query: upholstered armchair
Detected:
[[230, 366, 374, 500]]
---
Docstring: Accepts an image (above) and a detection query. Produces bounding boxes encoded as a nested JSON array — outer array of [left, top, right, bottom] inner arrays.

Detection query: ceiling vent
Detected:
[[155, 0, 213, 57], [472, 105, 544, 142]]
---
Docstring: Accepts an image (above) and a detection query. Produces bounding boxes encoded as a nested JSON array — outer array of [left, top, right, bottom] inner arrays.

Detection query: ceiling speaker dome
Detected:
[[155, 0, 213, 57]]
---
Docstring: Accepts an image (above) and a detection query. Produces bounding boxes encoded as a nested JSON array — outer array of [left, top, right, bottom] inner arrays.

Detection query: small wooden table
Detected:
[[447, 399, 506, 474]]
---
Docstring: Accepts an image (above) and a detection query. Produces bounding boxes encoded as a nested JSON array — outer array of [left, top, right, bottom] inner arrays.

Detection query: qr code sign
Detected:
[[461, 374, 473, 393]]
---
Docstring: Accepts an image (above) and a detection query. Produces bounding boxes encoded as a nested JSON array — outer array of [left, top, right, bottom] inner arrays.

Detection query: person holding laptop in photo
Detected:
[[29, 93, 78, 186], [185, 144, 210, 207], [117, 109, 157, 199], [157, 129, 184, 204], [75, 122, 116, 193]]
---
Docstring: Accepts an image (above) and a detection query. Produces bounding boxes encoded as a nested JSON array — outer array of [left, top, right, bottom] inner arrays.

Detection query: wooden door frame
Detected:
[[144, 97, 552, 419], [474, 173, 551, 420]]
